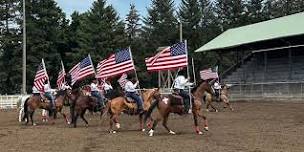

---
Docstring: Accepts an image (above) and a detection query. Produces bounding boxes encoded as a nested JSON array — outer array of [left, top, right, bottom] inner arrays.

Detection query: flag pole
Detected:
[[42, 58, 49, 84], [61, 60, 66, 84], [128, 47, 142, 95], [88, 54, 96, 75], [192, 58, 196, 85], [185, 40, 192, 113]]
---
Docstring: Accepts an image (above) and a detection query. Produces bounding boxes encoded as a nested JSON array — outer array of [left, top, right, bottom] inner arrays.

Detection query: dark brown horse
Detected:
[[144, 81, 214, 136], [70, 94, 98, 128], [104, 89, 159, 133], [22, 90, 70, 125]]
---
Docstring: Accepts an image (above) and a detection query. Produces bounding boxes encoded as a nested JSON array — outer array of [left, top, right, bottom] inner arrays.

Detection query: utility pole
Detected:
[[22, 0, 26, 94], [179, 21, 183, 42]]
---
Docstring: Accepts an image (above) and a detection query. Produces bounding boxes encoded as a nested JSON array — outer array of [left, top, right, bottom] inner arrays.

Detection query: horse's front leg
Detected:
[[192, 110, 202, 135], [73, 112, 79, 128], [30, 110, 36, 126], [139, 113, 145, 131], [162, 113, 175, 135], [60, 109, 70, 124], [80, 109, 89, 127], [198, 112, 208, 131]]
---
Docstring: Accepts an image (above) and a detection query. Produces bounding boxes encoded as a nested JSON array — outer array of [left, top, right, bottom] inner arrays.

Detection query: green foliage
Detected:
[[0, 0, 22, 94], [1, 0, 304, 93]]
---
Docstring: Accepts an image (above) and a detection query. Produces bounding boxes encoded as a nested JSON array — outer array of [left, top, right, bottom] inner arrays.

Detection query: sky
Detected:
[[55, 0, 181, 20]]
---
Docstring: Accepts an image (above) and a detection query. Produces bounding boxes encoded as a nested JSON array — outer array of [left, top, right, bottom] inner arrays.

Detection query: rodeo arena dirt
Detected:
[[1, 12, 304, 152], [0, 102, 303, 152]]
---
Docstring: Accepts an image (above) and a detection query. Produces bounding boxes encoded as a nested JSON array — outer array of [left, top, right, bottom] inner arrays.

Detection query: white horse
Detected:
[[18, 95, 49, 123], [18, 95, 30, 122]]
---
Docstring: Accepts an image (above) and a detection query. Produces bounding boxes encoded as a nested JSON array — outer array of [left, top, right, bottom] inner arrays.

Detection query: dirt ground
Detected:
[[0, 102, 304, 152]]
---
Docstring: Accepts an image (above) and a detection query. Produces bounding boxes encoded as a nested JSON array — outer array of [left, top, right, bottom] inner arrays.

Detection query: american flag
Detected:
[[33, 60, 48, 92], [200, 68, 218, 80], [96, 48, 135, 79], [57, 61, 66, 89], [69, 56, 95, 85], [145, 42, 188, 71], [118, 73, 128, 88]]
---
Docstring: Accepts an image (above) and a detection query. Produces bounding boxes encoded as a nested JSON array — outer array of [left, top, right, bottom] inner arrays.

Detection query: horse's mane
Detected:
[[56, 90, 65, 97], [191, 80, 206, 93]]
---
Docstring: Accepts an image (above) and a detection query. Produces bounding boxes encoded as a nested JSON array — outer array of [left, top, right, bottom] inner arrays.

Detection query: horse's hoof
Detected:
[[115, 123, 120, 129], [215, 109, 219, 112], [112, 131, 116, 134], [142, 129, 146, 132], [197, 131, 203, 135], [204, 127, 209, 131], [33, 123, 37, 126], [148, 129, 154, 136], [169, 130, 176, 135]]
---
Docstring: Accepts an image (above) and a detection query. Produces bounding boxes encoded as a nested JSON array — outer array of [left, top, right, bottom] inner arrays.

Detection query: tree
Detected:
[[179, 0, 202, 52], [25, 0, 68, 92], [68, 0, 128, 66], [0, 0, 22, 94], [125, 3, 141, 43], [246, 0, 266, 23], [214, 0, 247, 31], [142, 0, 178, 53]]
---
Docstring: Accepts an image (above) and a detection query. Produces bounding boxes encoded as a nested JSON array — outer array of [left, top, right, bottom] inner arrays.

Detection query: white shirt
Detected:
[[125, 81, 138, 92], [61, 83, 71, 90], [90, 83, 100, 92], [103, 83, 113, 91], [44, 83, 52, 93], [32, 86, 40, 94], [214, 82, 221, 89], [174, 75, 193, 90]]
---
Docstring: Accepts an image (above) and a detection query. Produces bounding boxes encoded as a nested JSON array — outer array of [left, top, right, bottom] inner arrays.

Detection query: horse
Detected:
[[204, 84, 233, 112], [22, 90, 70, 125], [70, 94, 99, 128], [18, 95, 31, 122], [104, 88, 159, 133], [144, 81, 214, 136]]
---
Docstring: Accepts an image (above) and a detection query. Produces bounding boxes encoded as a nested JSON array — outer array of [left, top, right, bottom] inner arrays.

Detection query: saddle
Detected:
[[125, 97, 136, 103], [169, 94, 184, 106]]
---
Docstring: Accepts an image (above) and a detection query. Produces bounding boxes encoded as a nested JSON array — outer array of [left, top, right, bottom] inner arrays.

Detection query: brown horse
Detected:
[[22, 90, 70, 125], [104, 89, 159, 133], [71, 94, 98, 128], [144, 81, 214, 136], [204, 84, 233, 112]]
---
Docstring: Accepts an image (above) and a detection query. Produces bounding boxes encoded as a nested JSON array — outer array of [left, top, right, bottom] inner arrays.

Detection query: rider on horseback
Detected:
[[213, 79, 221, 101], [173, 70, 193, 113], [32, 85, 40, 96], [103, 79, 113, 99], [90, 79, 105, 110], [125, 75, 144, 114], [44, 80, 56, 110]]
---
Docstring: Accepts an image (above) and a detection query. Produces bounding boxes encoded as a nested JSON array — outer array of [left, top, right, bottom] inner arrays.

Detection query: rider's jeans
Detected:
[[91, 91, 104, 107], [45, 92, 55, 109], [125, 92, 143, 110]]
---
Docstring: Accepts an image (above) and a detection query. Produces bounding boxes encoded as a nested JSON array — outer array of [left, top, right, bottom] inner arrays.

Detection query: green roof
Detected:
[[195, 12, 304, 52]]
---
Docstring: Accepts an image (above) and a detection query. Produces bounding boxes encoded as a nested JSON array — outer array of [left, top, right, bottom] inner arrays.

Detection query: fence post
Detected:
[[301, 82, 303, 99]]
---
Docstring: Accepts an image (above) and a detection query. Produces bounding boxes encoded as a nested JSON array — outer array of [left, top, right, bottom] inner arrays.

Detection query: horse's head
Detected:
[[191, 80, 213, 98]]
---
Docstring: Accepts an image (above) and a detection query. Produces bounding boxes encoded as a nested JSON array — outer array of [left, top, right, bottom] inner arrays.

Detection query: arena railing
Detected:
[[0, 95, 22, 109], [227, 81, 304, 101]]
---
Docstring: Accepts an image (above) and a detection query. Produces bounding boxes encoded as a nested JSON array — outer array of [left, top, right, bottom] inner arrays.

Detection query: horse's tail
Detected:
[[22, 97, 30, 122], [144, 99, 159, 124]]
